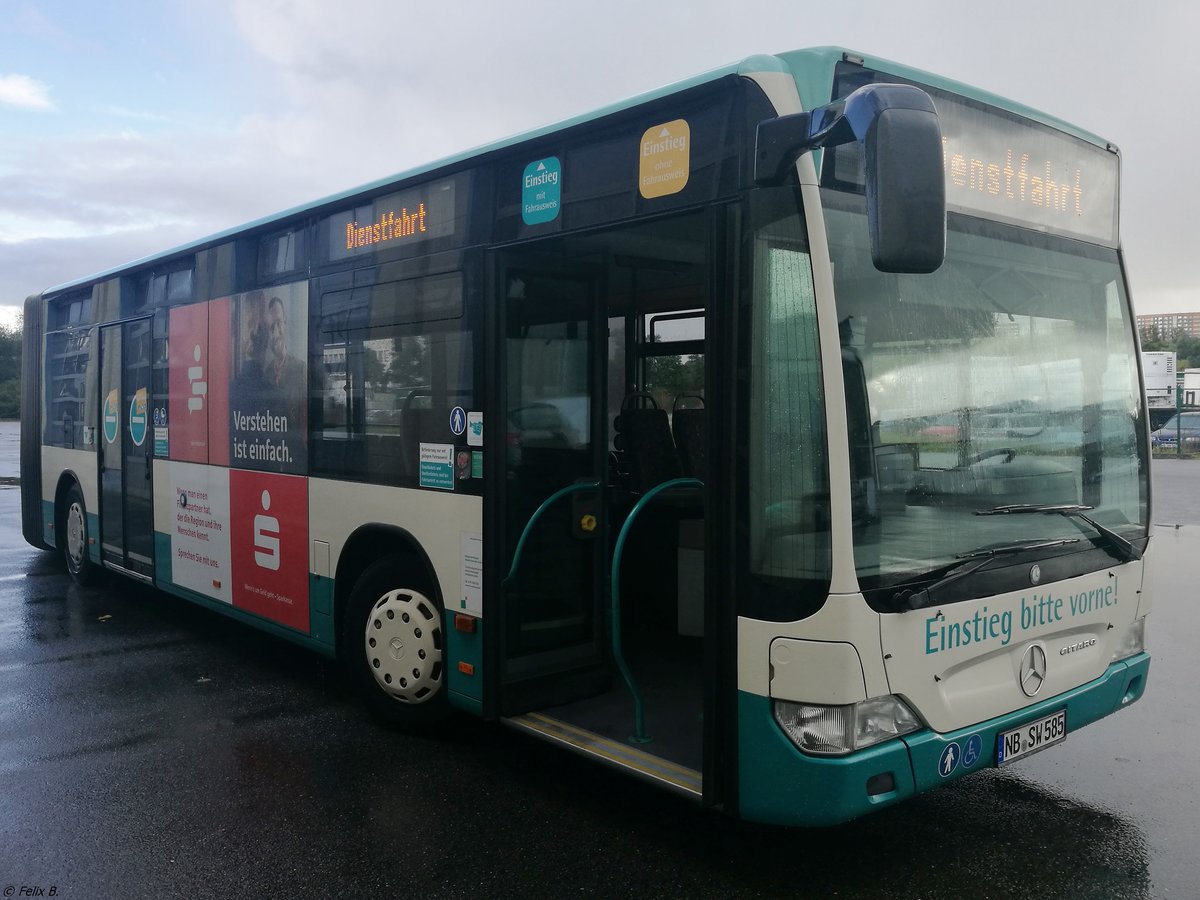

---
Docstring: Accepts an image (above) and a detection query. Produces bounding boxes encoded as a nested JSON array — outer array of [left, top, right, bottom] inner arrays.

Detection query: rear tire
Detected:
[[61, 482, 97, 587], [341, 557, 450, 730]]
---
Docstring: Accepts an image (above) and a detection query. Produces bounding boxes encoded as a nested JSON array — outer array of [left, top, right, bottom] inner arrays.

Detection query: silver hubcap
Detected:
[[364, 589, 443, 703], [66, 501, 86, 571]]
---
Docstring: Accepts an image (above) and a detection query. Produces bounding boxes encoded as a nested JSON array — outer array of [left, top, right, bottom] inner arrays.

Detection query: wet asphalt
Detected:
[[1, 441, 1198, 898]]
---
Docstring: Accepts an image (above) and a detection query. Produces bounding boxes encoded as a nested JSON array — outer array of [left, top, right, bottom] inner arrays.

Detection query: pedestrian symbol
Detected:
[[450, 406, 467, 436], [938, 742, 961, 778]]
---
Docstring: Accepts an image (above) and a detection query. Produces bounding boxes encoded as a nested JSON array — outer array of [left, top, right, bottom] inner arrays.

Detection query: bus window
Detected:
[[747, 197, 830, 587], [312, 323, 474, 486], [643, 310, 705, 479], [44, 329, 92, 449], [644, 311, 704, 406]]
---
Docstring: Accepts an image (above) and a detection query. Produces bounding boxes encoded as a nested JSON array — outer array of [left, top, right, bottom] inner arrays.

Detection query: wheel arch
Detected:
[[53, 469, 87, 548], [334, 523, 443, 656]]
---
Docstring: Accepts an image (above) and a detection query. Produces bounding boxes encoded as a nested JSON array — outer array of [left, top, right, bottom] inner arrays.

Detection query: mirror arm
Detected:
[[755, 111, 852, 185], [753, 84, 937, 186], [754, 112, 812, 185]]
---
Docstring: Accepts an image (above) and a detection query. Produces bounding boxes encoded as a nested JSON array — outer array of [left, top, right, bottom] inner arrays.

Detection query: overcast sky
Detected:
[[1, 0, 1193, 326]]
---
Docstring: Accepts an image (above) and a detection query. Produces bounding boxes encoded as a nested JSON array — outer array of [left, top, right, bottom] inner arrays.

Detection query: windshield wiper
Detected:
[[889, 538, 1081, 612], [975, 503, 1141, 562], [975, 503, 1091, 515]]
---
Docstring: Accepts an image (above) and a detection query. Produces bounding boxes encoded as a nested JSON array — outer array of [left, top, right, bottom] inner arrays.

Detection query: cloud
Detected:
[[2, 0, 1197, 323], [0, 74, 54, 111], [225, 0, 709, 168], [0, 115, 363, 304], [0, 230, 195, 305], [98, 106, 173, 123], [0, 0, 757, 306], [13, 4, 98, 57]]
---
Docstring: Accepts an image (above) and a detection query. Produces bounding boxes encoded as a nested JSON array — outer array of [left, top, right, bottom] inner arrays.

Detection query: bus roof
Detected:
[[43, 47, 1114, 298]]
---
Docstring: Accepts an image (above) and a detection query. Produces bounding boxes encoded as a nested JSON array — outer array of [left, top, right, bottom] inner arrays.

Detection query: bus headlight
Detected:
[[1111, 618, 1146, 662], [773, 695, 922, 756]]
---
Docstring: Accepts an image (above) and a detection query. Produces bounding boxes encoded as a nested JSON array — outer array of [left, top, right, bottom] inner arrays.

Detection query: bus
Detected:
[[20, 47, 1151, 826]]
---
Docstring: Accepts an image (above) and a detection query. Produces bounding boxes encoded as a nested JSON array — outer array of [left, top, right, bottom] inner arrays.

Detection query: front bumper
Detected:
[[737, 652, 1150, 826]]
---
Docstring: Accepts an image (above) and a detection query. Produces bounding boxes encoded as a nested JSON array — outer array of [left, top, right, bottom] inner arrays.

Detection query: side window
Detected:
[[44, 329, 92, 449], [148, 266, 194, 309], [167, 269, 193, 304], [311, 272, 475, 487], [259, 228, 307, 281], [746, 206, 830, 587], [47, 292, 92, 331], [643, 310, 705, 408]]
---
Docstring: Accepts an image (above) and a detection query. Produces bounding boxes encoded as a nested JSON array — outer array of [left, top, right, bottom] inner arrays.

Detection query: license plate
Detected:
[[996, 710, 1066, 766]]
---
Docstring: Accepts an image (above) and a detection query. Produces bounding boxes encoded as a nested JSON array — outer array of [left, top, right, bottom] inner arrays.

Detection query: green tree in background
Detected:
[[0, 322, 21, 419], [645, 353, 704, 410], [1140, 327, 1200, 369]]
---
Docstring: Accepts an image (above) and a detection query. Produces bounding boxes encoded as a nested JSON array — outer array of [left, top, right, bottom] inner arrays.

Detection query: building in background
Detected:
[[1137, 311, 1200, 341]]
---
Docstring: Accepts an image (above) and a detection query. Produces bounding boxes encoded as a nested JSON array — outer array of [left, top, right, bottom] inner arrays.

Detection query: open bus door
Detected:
[[492, 255, 610, 713], [488, 209, 726, 802]]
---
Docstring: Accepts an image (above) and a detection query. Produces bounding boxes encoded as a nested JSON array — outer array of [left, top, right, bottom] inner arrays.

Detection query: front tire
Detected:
[[62, 482, 97, 587], [342, 557, 449, 730]]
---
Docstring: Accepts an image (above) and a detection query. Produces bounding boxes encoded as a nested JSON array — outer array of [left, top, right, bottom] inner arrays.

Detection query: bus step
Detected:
[[502, 711, 701, 799]]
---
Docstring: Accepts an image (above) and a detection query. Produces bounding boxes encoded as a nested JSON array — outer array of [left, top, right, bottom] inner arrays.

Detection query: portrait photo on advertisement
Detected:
[[229, 282, 308, 472]]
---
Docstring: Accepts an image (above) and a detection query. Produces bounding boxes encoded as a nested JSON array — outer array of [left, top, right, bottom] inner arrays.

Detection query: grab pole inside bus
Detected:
[[610, 477, 703, 744]]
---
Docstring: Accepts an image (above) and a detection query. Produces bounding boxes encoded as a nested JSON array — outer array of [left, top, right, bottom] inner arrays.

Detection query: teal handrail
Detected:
[[611, 477, 703, 744], [503, 481, 601, 587]]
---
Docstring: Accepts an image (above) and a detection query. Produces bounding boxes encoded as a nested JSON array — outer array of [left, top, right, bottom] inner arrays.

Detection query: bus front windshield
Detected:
[[824, 192, 1148, 603]]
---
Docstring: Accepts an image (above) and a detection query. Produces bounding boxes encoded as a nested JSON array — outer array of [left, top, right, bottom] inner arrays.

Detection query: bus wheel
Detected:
[[62, 482, 97, 586], [343, 558, 449, 730]]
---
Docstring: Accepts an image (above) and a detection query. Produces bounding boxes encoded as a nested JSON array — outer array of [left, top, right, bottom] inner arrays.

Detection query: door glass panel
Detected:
[[99, 327, 124, 562], [99, 321, 155, 575], [604, 316, 626, 451], [503, 270, 599, 667], [123, 319, 154, 571]]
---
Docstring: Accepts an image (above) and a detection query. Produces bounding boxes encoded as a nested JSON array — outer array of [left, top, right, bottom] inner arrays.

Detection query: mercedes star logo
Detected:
[[1019, 644, 1048, 697]]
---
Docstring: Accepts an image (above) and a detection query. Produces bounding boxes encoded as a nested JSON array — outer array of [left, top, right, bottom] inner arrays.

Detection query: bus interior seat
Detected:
[[612, 392, 681, 493], [671, 394, 707, 481]]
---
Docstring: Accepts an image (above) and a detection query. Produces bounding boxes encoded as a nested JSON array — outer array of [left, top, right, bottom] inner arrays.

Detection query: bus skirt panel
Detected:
[[737, 653, 1149, 826]]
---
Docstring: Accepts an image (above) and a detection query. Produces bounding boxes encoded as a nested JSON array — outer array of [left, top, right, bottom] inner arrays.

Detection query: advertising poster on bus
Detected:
[[228, 469, 309, 633], [167, 297, 232, 465], [228, 282, 308, 473], [167, 302, 210, 462], [167, 461, 232, 605]]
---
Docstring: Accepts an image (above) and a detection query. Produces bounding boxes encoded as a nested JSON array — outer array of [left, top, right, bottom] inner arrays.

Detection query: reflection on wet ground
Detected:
[[0, 421, 18, 480]]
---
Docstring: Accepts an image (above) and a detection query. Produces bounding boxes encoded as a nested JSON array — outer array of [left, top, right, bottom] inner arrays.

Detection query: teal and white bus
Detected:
[[20, 47, 1151, 826]]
